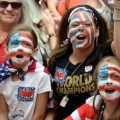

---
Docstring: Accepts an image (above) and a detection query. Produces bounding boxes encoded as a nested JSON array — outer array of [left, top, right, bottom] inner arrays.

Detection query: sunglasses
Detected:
[[0, 1, 22, 9]]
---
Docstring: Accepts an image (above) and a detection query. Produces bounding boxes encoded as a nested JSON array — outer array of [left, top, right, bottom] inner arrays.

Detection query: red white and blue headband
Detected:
[[68, 6, 98, 25]]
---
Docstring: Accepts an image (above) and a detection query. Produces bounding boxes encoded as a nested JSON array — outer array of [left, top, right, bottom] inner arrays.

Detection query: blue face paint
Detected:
[[78, 27, 84, 32], [8, 32, 21, 49], [98, 64, 109, 82]]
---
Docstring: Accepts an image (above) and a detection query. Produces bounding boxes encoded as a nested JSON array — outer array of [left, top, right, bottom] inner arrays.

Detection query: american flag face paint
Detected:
[[8, 32, 34, 64], [98, 64, 120, 102], [68, 11, 96, 49]]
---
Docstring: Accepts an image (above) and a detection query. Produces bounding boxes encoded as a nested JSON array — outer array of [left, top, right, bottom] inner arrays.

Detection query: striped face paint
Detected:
[[68, 11, 96, 49], [98, 64, 120, 102], [8, 32, 34, 64]]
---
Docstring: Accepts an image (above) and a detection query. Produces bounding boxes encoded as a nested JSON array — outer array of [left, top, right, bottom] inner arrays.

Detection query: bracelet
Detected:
[[114, 6, 120, 10], [47, 33, 56, 39], [113, 18, 120, 21]]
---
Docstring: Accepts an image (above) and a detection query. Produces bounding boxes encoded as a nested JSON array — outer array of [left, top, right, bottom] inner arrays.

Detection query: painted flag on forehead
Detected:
[[0, 59, 50, 82], [9, 32, 33, 48]]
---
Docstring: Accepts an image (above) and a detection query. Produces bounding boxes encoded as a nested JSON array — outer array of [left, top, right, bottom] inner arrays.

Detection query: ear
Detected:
[[32, 47, 38, 56], [32, 48, 38, 57], [95, 27, 99, 38], [4, 45, 9, 54]]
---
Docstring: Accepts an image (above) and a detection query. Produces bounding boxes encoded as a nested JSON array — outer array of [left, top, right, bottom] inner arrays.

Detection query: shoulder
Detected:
[[86, 95, 101, 108]]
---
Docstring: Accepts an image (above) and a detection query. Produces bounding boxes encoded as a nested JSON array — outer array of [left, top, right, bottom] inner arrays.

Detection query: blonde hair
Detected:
[[18, 0, 31, 25], [93, 56, 120, 120]]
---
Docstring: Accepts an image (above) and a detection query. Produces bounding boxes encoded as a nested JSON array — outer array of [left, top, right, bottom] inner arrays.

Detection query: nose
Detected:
[[79, 27, 84, 32], [6, 4, 13, 11], [106, 79, 112, 85], [18, 49, 23, 51]]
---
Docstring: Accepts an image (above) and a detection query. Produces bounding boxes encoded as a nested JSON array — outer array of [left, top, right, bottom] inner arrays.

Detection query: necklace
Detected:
[[60, 60, 84, 107], [98, 101, 106, 120], [64, 61, 84, 76]]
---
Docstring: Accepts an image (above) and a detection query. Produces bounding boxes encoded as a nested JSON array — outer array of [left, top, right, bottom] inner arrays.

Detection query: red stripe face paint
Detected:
[[98, 64, 120, 102], [68, 11, 96, 49]]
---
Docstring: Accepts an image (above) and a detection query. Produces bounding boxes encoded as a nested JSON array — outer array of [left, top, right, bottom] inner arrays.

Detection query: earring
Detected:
[[39, 0, 42, 5], [61, 38, 69, 47], [95, 37, 98, 46]]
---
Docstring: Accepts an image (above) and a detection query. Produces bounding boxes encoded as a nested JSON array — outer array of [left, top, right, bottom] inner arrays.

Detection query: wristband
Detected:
[[114, 6, 120, 10], [113, 18, 120, 21], [47, 33, 56, 39]]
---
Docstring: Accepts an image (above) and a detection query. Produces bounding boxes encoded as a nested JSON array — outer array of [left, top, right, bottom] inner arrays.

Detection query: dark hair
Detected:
[[48, 5, 109, 74], [6, 24, 38, 48]]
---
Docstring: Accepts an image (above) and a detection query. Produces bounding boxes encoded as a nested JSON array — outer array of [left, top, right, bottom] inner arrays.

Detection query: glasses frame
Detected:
[[0, 1, 22, 9]]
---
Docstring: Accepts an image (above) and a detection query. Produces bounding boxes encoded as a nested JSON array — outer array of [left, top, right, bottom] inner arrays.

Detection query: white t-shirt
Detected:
[[0, 72, 51, 120]]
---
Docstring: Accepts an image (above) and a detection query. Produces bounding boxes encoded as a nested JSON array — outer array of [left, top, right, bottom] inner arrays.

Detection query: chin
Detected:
[[103, 96, 120, 102], [2, 18, 19, 25], [12, 61, 29, 69]]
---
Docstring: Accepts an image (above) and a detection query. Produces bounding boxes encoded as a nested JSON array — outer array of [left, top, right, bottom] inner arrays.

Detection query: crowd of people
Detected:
[[0, 0, 120, 120]]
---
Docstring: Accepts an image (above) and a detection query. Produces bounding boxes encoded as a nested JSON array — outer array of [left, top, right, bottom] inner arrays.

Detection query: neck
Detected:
[[0, 29, 8, 42], [81, 0, 102, 9], [70, 45, 94, 64], [0, 22, 17, 32], [105, 101, 119, 113], [12, 72, 27, 81], [103, 101, 119, 119], [0, 27, 11, 33]]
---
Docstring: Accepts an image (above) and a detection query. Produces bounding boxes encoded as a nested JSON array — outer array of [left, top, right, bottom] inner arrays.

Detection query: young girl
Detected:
[[0, 25, 52, 120], [65, 56, 120, 120]]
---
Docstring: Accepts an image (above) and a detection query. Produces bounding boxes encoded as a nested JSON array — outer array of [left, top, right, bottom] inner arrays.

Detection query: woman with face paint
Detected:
[[65, 56, 120, 120], [46, 0, 120, 119], [0, 25, 52, 120]]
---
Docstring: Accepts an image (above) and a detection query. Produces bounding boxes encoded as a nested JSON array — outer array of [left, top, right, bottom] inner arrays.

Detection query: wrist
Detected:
[[114, 6, 120, 10], [47, 33, 56, 39]]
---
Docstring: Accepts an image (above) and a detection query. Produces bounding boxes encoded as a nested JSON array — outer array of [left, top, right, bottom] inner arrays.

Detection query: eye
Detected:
[[71, 22, 79, 27], [23, 42, 31, 46], [22, 41, 33, 48], [111, 74, 120, 80], [84, 22, 92, 26], [101, 76, 107, 80], [11, 40, 19, 46]]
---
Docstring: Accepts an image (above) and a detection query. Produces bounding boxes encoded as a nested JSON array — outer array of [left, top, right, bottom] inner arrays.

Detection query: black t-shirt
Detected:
[[52, 43, 113, 120]]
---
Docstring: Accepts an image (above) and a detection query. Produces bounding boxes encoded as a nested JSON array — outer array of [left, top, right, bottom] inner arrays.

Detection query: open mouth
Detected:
[[105, 89, 115, 94], [16, 55, 23, 58], [77, 34, 86, 40]]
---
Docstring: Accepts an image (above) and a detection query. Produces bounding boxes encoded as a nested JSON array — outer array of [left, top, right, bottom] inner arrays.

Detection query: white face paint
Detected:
[[68, 11, 96, 49], [98, 63, 120, 102], [8, 32, 34, 65]]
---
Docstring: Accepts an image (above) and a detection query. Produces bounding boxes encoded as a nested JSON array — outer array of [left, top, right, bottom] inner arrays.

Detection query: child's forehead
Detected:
[[11, 31, 33, 41], [99, 63, 120, 71]]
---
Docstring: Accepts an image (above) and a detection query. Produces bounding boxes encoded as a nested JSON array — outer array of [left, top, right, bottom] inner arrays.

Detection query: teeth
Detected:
[[79, 35, 85, 37], [106, 88, 114, 91]]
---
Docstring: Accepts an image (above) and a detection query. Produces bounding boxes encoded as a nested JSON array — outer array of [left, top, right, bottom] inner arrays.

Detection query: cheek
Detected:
[[15, 9, 22, 21]]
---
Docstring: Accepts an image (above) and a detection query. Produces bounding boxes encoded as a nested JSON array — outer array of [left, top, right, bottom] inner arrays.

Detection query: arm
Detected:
[[46, 0, 62, 20], [111, 0, 120, 59], [0, 94, 8, 120], [41, 8, 58, 50], [102, 0, 114, 11], [44, 109, 56, 120], [32, 92, 49, 120]]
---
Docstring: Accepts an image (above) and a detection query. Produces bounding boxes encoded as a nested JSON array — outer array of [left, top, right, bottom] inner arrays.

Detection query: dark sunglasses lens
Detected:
[[11, 2, 22, 9], [0, 1, 22, 9], [0, 1, 8, 8]]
